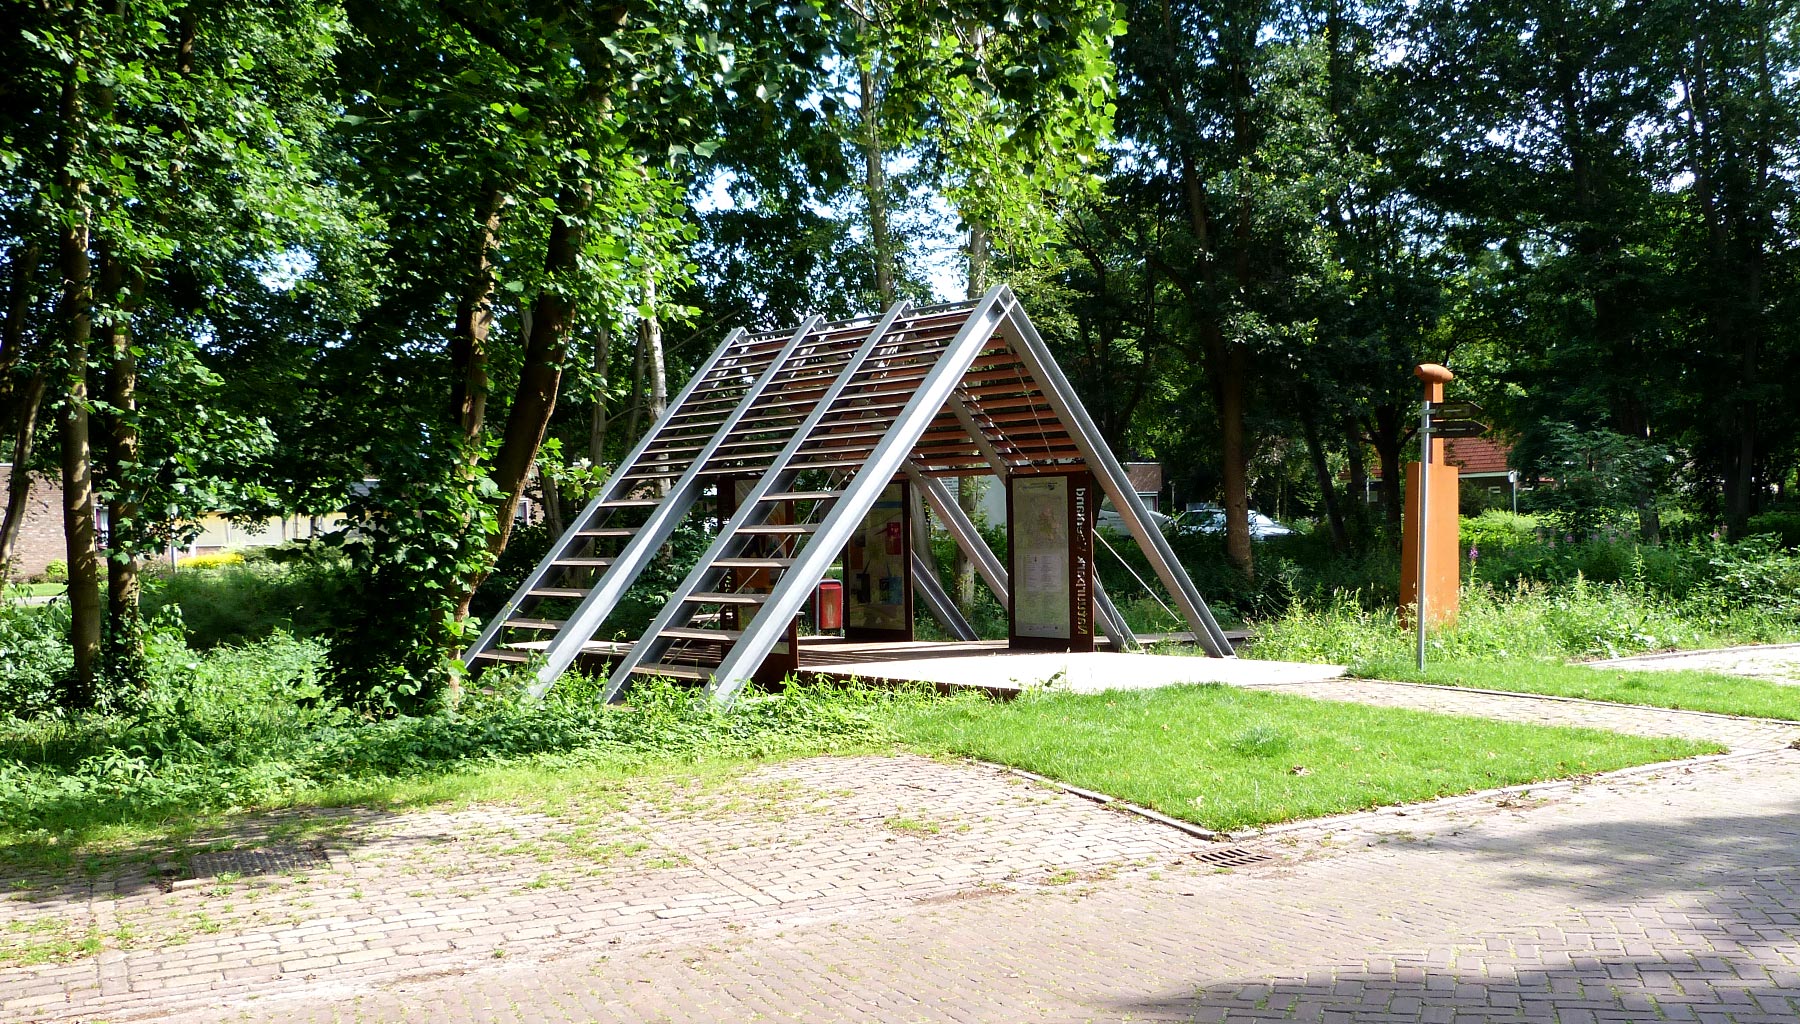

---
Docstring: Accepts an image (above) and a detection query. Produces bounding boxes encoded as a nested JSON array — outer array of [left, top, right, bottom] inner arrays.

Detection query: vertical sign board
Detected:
[[1007, 472, 1096, 652], [722, 477, 799, 683], [844, 481, 914, 642]]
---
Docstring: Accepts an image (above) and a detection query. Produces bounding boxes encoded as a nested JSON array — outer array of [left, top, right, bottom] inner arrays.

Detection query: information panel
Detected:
[[1007, 473, 1095, 652], [1012, 477, 1071, 639], [844, 482, 912, 639]]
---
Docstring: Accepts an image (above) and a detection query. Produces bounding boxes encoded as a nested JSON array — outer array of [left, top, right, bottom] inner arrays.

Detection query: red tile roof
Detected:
[[1355, 437, 1513, 479], [1445, 437, 1511, 475], [1126, 462, 1162, 493]]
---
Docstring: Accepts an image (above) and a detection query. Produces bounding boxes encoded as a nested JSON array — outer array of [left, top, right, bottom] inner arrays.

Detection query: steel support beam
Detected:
[[707, 287, 1012, 702], [464, 327, 749, 669], [909, 465, 1134, 649], [908, 468, 1006, 608], [604, 300, 917, 699], [527, 316, 824, 692], [910, 550, 978, 641], [946, 394, 1017, 478], [1092, 579, 1138, 652], [993, 289, 1234, 657]]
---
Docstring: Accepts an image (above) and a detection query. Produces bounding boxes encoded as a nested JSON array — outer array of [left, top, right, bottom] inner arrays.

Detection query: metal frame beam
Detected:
[[907, 468, 1006, 608], [910, 550, 977, 641], [464, 327, 749, 668], [707, 287, 1012, 701], [604, 300, 916, 698], [527, 316, 824, 692], [992, 289, 1234, 657], [908, 465, 1135, 650], [946, 394, 1016, 477]]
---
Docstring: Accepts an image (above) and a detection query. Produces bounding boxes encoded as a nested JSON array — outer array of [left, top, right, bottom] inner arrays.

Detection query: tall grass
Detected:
[[1248, 578, 1800, 667]]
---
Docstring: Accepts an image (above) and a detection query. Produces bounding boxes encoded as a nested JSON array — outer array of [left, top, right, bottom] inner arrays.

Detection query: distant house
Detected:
[[0, 464, 64, 581], [1125, 461, 1165, 511], [1357, 437, 1522, 510]]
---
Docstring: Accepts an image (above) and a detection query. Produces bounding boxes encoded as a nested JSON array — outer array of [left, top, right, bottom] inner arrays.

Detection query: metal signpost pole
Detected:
[[1417, 399, 1431, 672]]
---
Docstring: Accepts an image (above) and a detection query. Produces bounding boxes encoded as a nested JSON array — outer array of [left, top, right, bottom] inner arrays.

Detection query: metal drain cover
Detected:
[[1191, 847, 1273, 869], [186, 846, 329, 882]]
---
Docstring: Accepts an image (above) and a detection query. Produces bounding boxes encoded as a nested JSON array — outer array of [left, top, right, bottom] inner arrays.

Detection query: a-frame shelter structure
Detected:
[[465, 285, 1234, 704]]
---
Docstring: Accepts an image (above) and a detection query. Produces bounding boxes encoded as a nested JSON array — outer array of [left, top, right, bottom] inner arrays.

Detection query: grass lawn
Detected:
[[1356, 657, 1800, 721], [6, 582, 65, 598], [889, 684, 1713, 833]]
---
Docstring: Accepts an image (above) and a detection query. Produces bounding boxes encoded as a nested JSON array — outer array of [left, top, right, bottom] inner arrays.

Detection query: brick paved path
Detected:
[[3, 755, 1208, 1023], [1235, 676, 1800, 752], [8, 671, 1800, 1023], [1599, 644, 1800, 686], [192, 748, 1800, 1024]]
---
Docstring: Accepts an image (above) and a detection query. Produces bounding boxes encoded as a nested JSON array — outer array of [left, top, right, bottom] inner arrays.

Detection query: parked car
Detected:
[[1180, 504, 1295, 540], [1096, 505, 1180, 535], [1097, 503, 1292, 540]]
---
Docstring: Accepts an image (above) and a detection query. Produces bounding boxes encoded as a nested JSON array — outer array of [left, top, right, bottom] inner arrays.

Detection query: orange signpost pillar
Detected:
[[1400, 364, 1461, 667]]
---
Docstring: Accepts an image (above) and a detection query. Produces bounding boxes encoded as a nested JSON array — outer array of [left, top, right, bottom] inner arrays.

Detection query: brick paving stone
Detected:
[[9, 673, 1800, 1024], [1234, 676, 1800, 751], [3, 754, 1204, 1023], [78, 747, 1790, 1024]]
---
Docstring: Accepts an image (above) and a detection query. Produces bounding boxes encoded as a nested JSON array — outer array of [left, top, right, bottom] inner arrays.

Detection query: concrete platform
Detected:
[[796, 638, 1343, 693]]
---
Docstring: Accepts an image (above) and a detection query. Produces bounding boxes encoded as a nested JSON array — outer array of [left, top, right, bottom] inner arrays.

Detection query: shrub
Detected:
[[1460, 510, 1544, 554], [0, 601, 71, 718], [143, 555, 349, 647], [1746, 511, 1800, 549], [0, 632, 909, 840], [41, 560, 67, 584]]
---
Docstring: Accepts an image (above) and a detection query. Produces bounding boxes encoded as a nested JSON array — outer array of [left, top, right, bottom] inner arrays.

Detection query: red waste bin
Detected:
[[815, 579, 843, 630]]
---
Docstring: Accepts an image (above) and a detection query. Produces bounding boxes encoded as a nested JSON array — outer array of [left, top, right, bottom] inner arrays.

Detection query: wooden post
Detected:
[[1400, 364, 1460, 654]]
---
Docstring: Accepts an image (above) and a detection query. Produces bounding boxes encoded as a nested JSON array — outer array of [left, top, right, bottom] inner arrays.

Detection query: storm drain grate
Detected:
[[1191, 847, 1274, 869], [186, 846, 329, 882]]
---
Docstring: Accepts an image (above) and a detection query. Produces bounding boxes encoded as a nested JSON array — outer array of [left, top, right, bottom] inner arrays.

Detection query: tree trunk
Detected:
[[623, 327, 644, 448], [1300, 405, 1349, 551], [1343, 415, 1368, 537], [953, 221, 990, 613], [1368, 406, 1406, 536], [589, 321, 611, 463], [0, 243, 45, 579], [0, 369, 48, 578], [54, 53, 101, 705], [0, 243, 39, 401], [98, 246, 143, 684], [639, 272, 668, 494], [449, 187, 503, 446], [480, 184, 589, 574], [1216, 342, 1252, 576], [861, 58, 892, 304], [541, 464, 564, 539]]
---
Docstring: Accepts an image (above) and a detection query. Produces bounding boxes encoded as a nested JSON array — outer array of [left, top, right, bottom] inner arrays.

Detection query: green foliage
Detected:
[[0, 602, 72, 719], [1746, 511, 1800, 549], [1512, 424, 1672, 534], [1249, 570, 1800, 668], [321, 448, 498, 715], [0, 644, 906, 855], [1459, 511, 1544, 554], [142, 554, 349, 648]]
